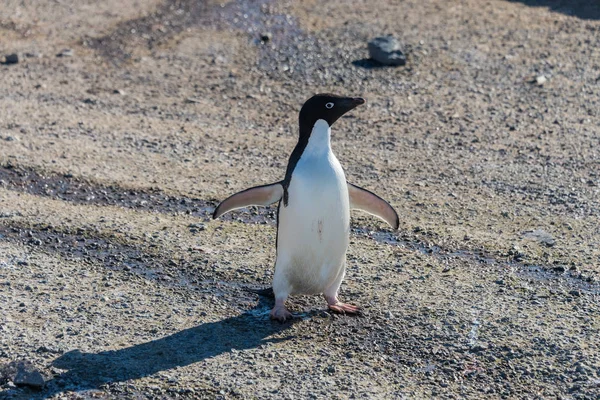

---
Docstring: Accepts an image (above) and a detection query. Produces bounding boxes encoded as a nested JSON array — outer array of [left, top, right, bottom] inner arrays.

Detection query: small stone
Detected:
[[35, 346, 56, 354], [368, 35, 406, 66], [470, 343, 489, 352], [188, 223, 206, 231], [57, 49, 74, 57], [3, 53, 19, 64], [575, 363, 591, 375], [523, 229, 555, 247], [113, 89, 125, 95], [535, 75, 547, 85], [552, 265, 566, 273], [260, 32, 272, 42], [24, 51, 42, 58]]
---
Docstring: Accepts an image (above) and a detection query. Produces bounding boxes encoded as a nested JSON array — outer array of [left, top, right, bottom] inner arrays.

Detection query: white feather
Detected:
[[273, 119, 350, 296]]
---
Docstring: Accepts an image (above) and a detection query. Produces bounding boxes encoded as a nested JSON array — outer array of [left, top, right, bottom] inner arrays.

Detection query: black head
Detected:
[[299, 93, 365, 133]]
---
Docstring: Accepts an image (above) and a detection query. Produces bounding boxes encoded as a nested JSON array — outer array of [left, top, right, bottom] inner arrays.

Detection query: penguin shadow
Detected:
[[351, 58, 389, 69], [42, 296, 295, 399], [505, 0, 600, 20]]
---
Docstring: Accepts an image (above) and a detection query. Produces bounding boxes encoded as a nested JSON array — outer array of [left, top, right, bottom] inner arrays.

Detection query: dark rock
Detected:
[[367, 36, 406, 66], [471, 343, 489, 352], [260, 32, 272, 42], [552, 265, 566, 273], [3, 53, 19, 64]]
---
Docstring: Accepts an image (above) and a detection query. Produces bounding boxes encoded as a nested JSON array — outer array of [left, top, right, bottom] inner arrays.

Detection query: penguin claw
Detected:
[[270, 306, 293, 322], [328, 303, 361, 315]]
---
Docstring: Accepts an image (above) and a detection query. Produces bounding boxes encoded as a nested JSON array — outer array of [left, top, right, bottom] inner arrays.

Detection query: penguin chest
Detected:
[[277, 153, 350, 293]]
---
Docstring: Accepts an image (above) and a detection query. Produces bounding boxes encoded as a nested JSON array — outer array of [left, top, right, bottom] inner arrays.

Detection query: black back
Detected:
[[281, 93, 365, 206]]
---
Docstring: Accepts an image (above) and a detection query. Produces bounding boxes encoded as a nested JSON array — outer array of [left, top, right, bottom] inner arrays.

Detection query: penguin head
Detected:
[[299, 93, 365, 131]]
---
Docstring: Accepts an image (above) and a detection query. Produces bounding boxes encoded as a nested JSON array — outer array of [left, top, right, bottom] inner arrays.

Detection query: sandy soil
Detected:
[[1, 0, 599, 398]]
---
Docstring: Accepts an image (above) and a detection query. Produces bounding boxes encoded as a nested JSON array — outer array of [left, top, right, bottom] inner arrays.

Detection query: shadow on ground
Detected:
[[41, 297, 294, 398], [506, 0, 600, 20], [351, 58, 389, 69]]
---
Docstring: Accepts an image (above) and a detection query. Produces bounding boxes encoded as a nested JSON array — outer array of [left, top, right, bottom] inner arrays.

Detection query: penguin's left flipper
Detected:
[[213, 182, 283, 219], [347, 182, 399, 229]]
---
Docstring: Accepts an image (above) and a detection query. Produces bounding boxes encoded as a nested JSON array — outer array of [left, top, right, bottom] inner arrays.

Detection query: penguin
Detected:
[[213, 94, 399, 321]]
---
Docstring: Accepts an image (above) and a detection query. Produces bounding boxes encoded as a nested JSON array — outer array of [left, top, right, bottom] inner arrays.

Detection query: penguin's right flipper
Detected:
[[213, 182, 283, 219], [347, 182, 400, 229]]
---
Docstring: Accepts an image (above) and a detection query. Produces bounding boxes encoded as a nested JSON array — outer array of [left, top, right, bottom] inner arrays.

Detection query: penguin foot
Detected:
[[327, 302, 361, 315], [270, 306, 293, 322]]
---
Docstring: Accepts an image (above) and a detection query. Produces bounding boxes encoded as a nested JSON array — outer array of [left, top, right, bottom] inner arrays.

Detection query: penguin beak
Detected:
[[342, 97, 365, 113]]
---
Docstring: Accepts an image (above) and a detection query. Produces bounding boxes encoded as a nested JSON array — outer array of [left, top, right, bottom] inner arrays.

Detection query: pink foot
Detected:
[[270, 305, 292, 322], [327, 301, 361, 315]]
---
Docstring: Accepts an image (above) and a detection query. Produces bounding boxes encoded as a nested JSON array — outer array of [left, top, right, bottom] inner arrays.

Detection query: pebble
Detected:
[[535, 75, 547, 85], [24, 51, 42, 58], [189, 223, 206, 232], [57, 49, 74, 57], [2, 53, 19, 64], [368, 35, 406, 66], [470, 343, 489, 352], [523, 229, 555, 247], [260, 32, 272, 42]]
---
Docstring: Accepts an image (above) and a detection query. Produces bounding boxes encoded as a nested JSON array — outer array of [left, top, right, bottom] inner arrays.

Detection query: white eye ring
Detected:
[[325, 102, 334, 109]]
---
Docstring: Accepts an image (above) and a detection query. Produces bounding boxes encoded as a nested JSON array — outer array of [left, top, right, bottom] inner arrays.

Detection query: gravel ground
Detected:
[[1, 0, 599, 398]]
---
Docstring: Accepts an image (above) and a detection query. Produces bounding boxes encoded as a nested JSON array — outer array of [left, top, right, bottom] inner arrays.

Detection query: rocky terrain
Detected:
[[1, 0, 599, 398]]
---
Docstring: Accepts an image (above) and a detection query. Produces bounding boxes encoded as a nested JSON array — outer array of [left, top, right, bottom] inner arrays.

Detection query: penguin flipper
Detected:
[[213, 182, 283, 219], [347, 182, 399, 229]]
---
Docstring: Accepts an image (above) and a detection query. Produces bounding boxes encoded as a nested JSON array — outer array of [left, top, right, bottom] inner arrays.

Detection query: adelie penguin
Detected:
[[213, 94, 399, 321]]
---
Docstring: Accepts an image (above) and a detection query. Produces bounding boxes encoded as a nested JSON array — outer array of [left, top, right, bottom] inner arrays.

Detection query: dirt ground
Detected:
[[1, 0, 599, 398]]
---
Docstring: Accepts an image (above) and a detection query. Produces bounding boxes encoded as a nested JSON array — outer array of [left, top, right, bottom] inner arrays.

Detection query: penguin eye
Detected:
[[325, 102, 334, 109]]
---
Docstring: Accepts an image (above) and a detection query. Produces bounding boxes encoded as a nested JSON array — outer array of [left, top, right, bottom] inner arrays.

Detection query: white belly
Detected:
[[276, 151, 350, 295]]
